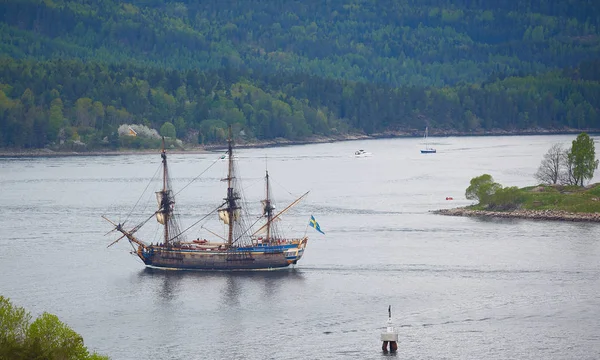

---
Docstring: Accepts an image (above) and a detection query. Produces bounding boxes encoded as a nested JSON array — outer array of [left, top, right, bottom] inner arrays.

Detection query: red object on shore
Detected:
[[446, 197, 453, 200]]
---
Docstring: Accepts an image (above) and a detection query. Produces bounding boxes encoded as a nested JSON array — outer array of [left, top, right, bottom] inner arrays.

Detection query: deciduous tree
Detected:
[[0, 296, 31, 359], [465, 174, 502, 206], [566, 132, 598, 186], [159, 121, 176, 138], [0, 296, 109, 360], [534, 143, 564, 184], [48, 98, 65, 142]]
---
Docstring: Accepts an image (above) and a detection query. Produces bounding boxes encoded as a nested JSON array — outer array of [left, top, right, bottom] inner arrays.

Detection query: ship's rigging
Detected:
[[102, 128, 311, 270]]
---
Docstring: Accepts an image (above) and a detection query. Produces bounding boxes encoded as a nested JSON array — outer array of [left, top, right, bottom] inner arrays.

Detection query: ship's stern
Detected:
[[285, 237, 308, 264]]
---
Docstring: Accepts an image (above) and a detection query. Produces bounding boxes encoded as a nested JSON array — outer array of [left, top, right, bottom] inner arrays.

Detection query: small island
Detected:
[[433, 182, 600, 222], [435, 133, 600, 223]]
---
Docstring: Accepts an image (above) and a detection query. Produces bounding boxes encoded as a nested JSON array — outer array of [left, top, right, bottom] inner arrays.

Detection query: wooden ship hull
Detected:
[[135, 239, 307, 271]]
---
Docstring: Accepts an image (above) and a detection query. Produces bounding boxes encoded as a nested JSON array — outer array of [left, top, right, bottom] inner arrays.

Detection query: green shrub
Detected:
[[488, 186, 523, 211], [0, 296, 109, 360]]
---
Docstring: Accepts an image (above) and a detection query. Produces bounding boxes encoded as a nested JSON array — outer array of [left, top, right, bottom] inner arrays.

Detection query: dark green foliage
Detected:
[[0, 57, 599, 149], [1, 0, 599, 87], [0, 296, 109, 360], [199, 119, 228, 143], [0, 0, 600, 149], [488, 186, 524, 211]]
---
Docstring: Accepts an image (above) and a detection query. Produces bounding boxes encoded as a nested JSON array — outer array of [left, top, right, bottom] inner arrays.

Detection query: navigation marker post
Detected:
[[381, 305, 398, 353]]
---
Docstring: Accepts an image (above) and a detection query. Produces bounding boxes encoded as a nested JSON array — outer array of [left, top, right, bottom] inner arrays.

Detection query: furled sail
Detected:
[[155, 191, 173, 225], [156, 213, 166, 225], [261, 200, 275, 215], [218, 209, 240, 225]]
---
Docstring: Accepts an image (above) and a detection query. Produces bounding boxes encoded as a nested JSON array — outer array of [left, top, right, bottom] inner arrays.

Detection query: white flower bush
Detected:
[[117, 124, 161, 139]]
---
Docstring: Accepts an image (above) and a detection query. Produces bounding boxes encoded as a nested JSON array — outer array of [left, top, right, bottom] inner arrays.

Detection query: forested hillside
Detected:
[[1, 57, 598, 149], [1, 0, 599, 86], [0, 0, 599, 150]]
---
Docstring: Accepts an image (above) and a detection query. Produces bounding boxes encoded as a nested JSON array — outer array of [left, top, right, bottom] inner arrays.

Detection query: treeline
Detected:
[[1, 57, 599, 149], [0, 0, 599, 86]]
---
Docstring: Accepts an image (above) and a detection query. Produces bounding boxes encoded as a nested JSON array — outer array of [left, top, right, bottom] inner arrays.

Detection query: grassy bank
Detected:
[[515, 184, 600, 213], [434, 183, 600, 222], [475, 183, 600, 213]]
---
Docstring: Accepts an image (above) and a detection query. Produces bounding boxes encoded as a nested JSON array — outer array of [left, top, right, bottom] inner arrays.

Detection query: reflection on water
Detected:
[[137, 267, 306, 305], [223, 275, 242, 306], [138, 268, 184, 303], [139, 267, 306, 281]]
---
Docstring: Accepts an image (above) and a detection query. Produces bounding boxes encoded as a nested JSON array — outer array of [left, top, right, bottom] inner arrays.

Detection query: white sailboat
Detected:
[[420, 127, 436, 154]]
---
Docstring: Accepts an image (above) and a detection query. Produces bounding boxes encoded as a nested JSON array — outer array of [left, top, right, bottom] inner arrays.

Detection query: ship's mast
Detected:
[[252, 190, 310, 238], [160, 138, 171, 247], [264, 169, 274, 244], [225, 127, 239, 247]]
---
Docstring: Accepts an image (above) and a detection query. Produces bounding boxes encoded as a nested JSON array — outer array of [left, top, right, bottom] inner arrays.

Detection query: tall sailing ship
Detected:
[[103, 132, 310, 270]]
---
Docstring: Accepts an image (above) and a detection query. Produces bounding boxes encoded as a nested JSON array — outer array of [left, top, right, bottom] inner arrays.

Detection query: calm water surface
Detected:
[[1, 135, 599, 360]]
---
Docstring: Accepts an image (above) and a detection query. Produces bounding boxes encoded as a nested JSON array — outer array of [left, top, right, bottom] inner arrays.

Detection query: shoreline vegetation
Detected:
[[434, 171, 600, 223], [0, 128, 594, 158]]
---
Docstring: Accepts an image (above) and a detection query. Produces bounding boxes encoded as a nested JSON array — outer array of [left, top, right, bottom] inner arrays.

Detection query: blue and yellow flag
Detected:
[[309, 215, 325, 235]]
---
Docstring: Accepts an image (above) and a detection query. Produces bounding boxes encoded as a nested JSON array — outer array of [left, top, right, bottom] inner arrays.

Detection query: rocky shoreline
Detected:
[[0, 148, 210, 158], [0, 133, 371, 157], [433, 207, 600, 222], [0, 128, 596, 158]]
